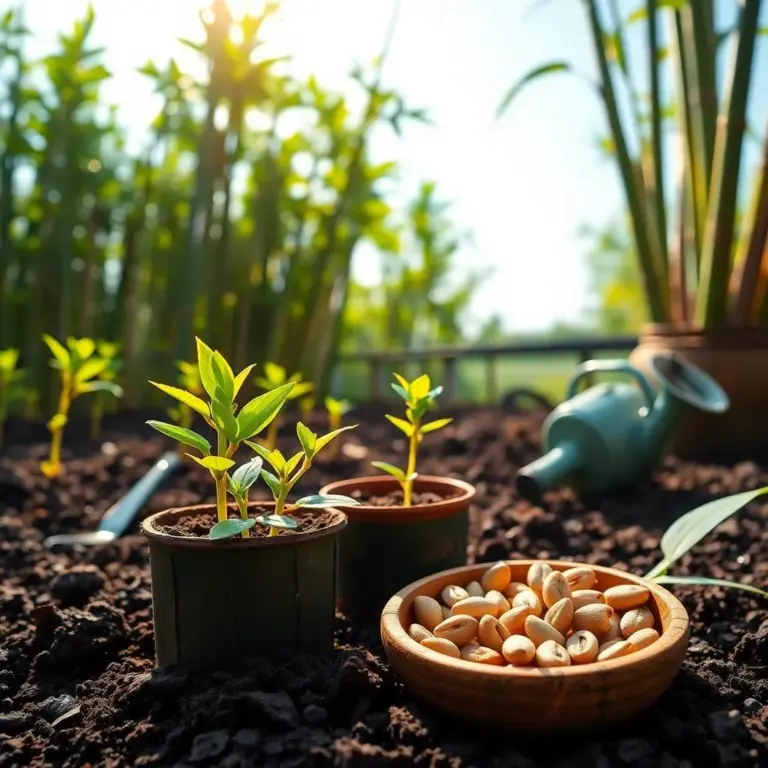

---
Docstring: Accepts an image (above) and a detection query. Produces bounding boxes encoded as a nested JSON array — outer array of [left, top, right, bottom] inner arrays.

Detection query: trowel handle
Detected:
[[567, 360, 656, 407]]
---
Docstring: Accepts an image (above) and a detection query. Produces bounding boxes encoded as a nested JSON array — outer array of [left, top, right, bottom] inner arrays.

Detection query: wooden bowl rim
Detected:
[[381, 560, 689, 680]]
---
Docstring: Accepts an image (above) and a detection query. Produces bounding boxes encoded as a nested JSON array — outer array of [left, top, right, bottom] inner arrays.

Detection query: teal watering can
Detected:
[[516, 352, 729, 500]]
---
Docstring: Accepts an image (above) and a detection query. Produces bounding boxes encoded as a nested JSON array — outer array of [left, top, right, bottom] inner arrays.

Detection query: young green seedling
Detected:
[[254, 362, 315, 450], [0, 348, 25, 447], [372, 373, 452, 507], [147, 337, 296, 531], [325, 396, 353, 459], [219, 420, 359, 541], [221, 457, 264, 539], [90, 341, 122, 440], [41, 335, 124, 478]]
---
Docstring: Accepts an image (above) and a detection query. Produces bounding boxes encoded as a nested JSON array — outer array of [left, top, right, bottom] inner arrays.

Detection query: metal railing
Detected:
[[336, 336, 638, 403]]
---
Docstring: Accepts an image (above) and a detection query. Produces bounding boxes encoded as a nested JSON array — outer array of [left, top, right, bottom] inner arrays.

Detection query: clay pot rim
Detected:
[[381, 560, 689, 680], [319, 475, 475, 523], [141, 502, 348, 549]]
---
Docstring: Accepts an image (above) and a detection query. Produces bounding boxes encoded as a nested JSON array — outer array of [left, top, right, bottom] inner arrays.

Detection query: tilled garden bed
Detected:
[[0, 410, 766, 767]]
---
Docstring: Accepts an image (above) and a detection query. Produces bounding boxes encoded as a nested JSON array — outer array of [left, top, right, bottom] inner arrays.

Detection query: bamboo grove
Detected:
[[0, 2, 475, 415]]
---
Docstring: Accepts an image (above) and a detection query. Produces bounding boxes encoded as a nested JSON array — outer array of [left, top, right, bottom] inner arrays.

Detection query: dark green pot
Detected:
[[141, 503, 347, 671], [319, 476, 475, 621]]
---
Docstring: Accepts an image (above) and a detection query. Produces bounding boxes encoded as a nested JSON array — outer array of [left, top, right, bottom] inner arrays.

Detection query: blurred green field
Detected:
[[333, 349, 632, 405]]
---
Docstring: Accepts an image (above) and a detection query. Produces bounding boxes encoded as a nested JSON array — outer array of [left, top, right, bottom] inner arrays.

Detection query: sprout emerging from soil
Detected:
[[42, 335, 124, 478], [0, 348, 25, 447], [147, 338, 295, 533], [373, 373, 452, 506], [254, 362, 314, 451]]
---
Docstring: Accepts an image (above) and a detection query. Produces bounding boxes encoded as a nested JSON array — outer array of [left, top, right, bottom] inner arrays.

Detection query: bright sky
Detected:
[[16, 0, 768, 334]]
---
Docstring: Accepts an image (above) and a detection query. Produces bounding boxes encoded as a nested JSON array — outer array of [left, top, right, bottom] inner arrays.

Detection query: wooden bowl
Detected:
[[381, 560, 689, 733]]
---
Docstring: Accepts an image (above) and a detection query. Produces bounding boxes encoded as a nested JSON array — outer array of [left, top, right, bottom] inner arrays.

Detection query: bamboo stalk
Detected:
[[695, 0, 762, 327], [582, 0, 667, 322]]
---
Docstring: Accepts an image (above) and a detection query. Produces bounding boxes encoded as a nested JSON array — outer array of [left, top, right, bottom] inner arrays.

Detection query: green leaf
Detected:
[[409, 374, 431, 400], [260, 469, 283, 498], [263, 361, 286, 385], [150, 382, 210, 418], [233, 364, 256, 396], [325, 397, 352, 416], [0, 349, 19, 372], [288, 381, 314, 400], [43, 334, 70, 371], [284, 451, 304, 478], [74, 357, 109, 383], [393, 373, 410, 392], [187, 455, 235, 473], [68, 337, 95, 360], [426, 386, 444, 401], [230, 457, 264, 492], [237, 381, 296, 440], [146, 421, 211, 454], [295, 494, 360, 508], [211, 399, 239, 443], [496, 62, 572, 120], [314, 425, 356, 454], [211, 351, 235, 404], [297, 421, 317, 456], [76, 380, 124, 398], [254, 513, 297, 530], [653, 575, 768, 598], [195, 337, 217, 399], [645, 488, 768, 579], [420, 418, 453, 435], [209, 518, 256, 541], [245, 441, 273, 462], [371, 461, 406, 482], [385, 414, 413, 436], [269, 449, 286, 473], [391, 383, 410, 401]]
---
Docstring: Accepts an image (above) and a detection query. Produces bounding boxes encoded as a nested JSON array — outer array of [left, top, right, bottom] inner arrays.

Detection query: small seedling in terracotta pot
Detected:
[[141, 338, 356, 670], [321, 373, 475, 619]]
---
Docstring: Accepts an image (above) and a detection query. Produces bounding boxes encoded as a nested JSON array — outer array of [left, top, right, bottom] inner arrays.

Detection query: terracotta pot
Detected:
[[319, 475, 475, 620], [630, 325, 768, 458], [381, 561, 689, 733], [141, 503, 347, 670]]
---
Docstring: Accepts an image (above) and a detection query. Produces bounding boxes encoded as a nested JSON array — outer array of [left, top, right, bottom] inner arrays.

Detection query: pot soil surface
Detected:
[[0, 409, 766, 767]]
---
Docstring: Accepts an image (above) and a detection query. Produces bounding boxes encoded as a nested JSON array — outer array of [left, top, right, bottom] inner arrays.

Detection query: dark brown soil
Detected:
[[0, 408, 767, 767], [158, 508, 338, 539], [349, 488, 457, 507]]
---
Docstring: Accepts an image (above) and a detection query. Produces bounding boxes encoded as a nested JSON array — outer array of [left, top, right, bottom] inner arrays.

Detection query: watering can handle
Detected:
[[567, 360, 656, 408]]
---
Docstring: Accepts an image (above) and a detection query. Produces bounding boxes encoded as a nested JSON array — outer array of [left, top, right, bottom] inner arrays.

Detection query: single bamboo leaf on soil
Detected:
[[295, 494, 360, 508], [296, 421, 316, 456], [230, 457, 263, 491], [260, 469, 283, 497], [237, 381, 296, 440], [372, 461, 406, 482], [187, 455, 235, 472], [195, 337, 217, 399], [147, 421, 211, 454], [385, 414, 413, 436], [496, 62, 571, 119], [209, 518, 256, 541], [233, 364, 255, 396], [76, 380, 124, 398], [255, 513, 297, 530], [420, 418, 453, 435], [653, 575, 768, 598], [150, 382, 210, 418], [314, 425, 356, 453], [645, 488, 768, 579], [43, 334, 70, 371]]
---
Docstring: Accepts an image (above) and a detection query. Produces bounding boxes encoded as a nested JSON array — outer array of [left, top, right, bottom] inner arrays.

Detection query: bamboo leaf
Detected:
[[390, 383, 410, 401], [237, 381, 296, 440], [187, 455, 235, 473], [385, 414, 413, 436], [74, 357, 109, 383], [76, 381, 124, 398], [146, 421, 211, 454], [296, 421, 317, 456], [420, 418, 453, 435], [653, 575, 768, 598], [230, 457, 264, 492], [150, 382, 210, 419], [260, 469, 283, 497], [371, 461, 406, 482], [233, 364, 256, 396], [43, 334, 70, 371], [254, 513, 297, 530], [195, 337, 217, 399], [294, 494, 360, 508], [209, 518, 256, 541], [211, 351, 235, 404], [496, 62, 572, 119], [284, 451, 304, 478], [314, 425, 356, 454], [211, 399, 239, 443]]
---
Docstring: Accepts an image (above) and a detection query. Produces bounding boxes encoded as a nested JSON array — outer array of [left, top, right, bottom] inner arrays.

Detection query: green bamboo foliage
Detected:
[[0, 2, 472, 410], [498, 0, 768, 330]]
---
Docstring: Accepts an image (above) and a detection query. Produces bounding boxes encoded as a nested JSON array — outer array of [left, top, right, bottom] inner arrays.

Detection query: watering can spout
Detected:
[[516, 441, 582, 503]]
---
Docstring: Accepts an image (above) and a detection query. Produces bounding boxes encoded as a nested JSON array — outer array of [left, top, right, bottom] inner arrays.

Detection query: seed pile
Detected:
[[408, 562, 661, 668]]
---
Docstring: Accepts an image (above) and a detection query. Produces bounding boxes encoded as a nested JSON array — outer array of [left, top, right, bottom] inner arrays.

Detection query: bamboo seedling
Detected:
[[42, 335, 123, 478], [372, 373, 452, 507], [230, 420, 359, 540], [254, 362, 314, 451], [325, 396, 353, 459], [0, 348, 25, 447], [147, 337, 295, 533], [90, 341, 122, 441]]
